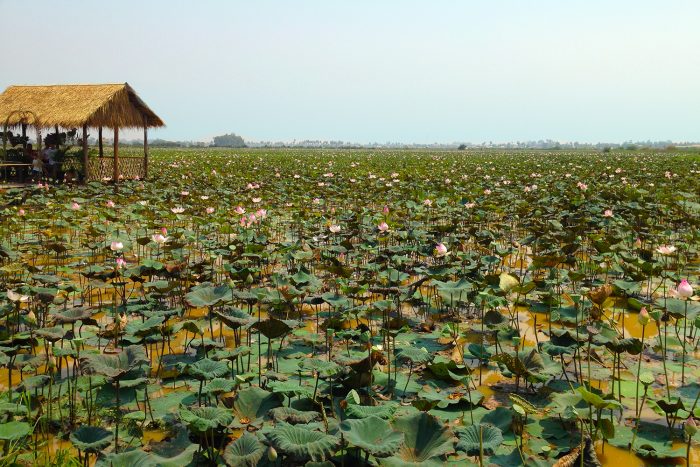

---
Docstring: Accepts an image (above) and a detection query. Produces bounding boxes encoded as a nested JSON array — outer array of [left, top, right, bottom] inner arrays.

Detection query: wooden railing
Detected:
[[87, 156, 145, 181]]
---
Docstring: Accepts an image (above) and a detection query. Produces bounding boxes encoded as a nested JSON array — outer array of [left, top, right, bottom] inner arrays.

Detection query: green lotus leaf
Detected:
[[214, 307, 253, 329], [386, 412, 455, 465], [179, 405, 233, 434], [343, 392, 398, 419], [51, 307, 93, 324], [125, 316, 164, 337], [266, 423, 340, 462], [223, 432, 267, 467], [185, 358, 229, 380], [81, 345, 149, 380], [251, 318, 291, 339], [268, 380, 313, 398], [340, 416, 404, 457], [69, 425, 112, 453], [396, 346, 432, 365], [231, 386, 283, 423], [0, 421, 32, 440], [455, 423, 503, 456], [185, 284, 230, 307], [96, 449, 155, 467], [35, 325, 67, 342], [203, 377, 236, 395], [269, 407, 321, 424], [300, 358, 342, 377]]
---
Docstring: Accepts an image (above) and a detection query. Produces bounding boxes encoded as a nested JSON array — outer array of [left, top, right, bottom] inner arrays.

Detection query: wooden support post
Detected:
[[35, 127, 42, 154], [21, 124, 27, 151], [98, 126, 103, 157], [82, 125, 89, 183], [113, 127, 119, 182], [143, 124, 149, 179]]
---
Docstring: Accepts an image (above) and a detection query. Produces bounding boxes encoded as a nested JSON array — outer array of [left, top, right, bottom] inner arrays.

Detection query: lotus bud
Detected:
[[685, 417, 697, 437], [638, 307, 650, 327], [678, 279, 693, 299], [267, 447, 278, 461]]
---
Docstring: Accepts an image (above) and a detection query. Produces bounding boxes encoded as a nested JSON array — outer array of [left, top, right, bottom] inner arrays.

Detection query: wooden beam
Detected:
[[82, 125, 89, 183], [113, 127, 119, 182], [143, 124, 149, 179], [21, 124, 27, 151], [98, 126, 103, 157]]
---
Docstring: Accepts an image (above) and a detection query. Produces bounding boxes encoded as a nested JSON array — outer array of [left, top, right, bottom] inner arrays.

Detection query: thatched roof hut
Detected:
[[0, 83, 164, 182], [0, 83, 164, 128]]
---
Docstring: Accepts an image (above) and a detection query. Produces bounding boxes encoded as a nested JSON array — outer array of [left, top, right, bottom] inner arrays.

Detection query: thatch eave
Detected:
[[0, 83, 164, 130]]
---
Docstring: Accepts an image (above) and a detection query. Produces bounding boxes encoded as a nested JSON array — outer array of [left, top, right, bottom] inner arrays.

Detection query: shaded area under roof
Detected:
[[0, 83, 164, 129]]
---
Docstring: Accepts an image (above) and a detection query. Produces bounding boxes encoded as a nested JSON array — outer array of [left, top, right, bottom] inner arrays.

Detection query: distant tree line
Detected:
[[114, 133, 247, 148], [212, 133, 246, 148]]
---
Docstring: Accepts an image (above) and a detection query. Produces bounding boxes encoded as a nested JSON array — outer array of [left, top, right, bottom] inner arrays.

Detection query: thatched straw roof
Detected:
[[0, 83, 164, 129]]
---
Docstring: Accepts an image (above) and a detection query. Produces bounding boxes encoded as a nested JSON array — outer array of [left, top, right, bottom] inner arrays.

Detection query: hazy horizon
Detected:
[[1, 0, 698, 144]]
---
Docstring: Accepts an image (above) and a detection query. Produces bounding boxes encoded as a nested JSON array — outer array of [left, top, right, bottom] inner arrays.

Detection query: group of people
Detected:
[[23, 143, 77, 183]]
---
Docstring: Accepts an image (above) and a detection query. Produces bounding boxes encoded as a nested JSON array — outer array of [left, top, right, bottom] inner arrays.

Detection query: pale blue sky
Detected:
[[1, 0, 698, 143]]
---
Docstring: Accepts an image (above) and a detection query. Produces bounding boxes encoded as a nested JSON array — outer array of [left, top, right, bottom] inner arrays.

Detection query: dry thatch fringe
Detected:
[[0, 83, 164, 129]]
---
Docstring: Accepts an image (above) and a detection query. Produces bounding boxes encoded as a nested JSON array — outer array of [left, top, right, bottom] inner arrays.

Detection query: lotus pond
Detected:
[[0, 147, 698, 466]]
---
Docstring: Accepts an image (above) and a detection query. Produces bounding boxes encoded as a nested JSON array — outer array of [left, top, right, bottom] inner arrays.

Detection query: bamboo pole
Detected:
[[82, 125, 89, 183], [98, 126, 103, 157], [143, 123, 149, 179], [113, 127, 119, 182]]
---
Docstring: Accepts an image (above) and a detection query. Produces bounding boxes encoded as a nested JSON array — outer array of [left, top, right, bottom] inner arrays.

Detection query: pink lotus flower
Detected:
[[678, 279, 694, 299], [329, 225, 341, 233], [378, 222, 389, 232], [255, 209, 267, 219], [161, 227, 168, 235], [603, 209, 613, 218], [423, 199, 432, 206], [235, 206, 245, 215], [434, 243, 448, 257], [577, 182, 588, 191], [71, 202, 80, 210], [116, 258, 127, 270], [483, 189, 491, 195], [205, 207, 215, 214], [151, 234, 168, 244], [180, 191, 189, 196], [638, 307, 650, 326], [655, 245, 676, 255], [110, 241, 124, 251], [106, 200, 115, 208], [252, 197, 262, 203], [634, 238, 642, 248], [171, 207, 185, 214], [383, 205, 389, 214], [18, 208, 25, 216]]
